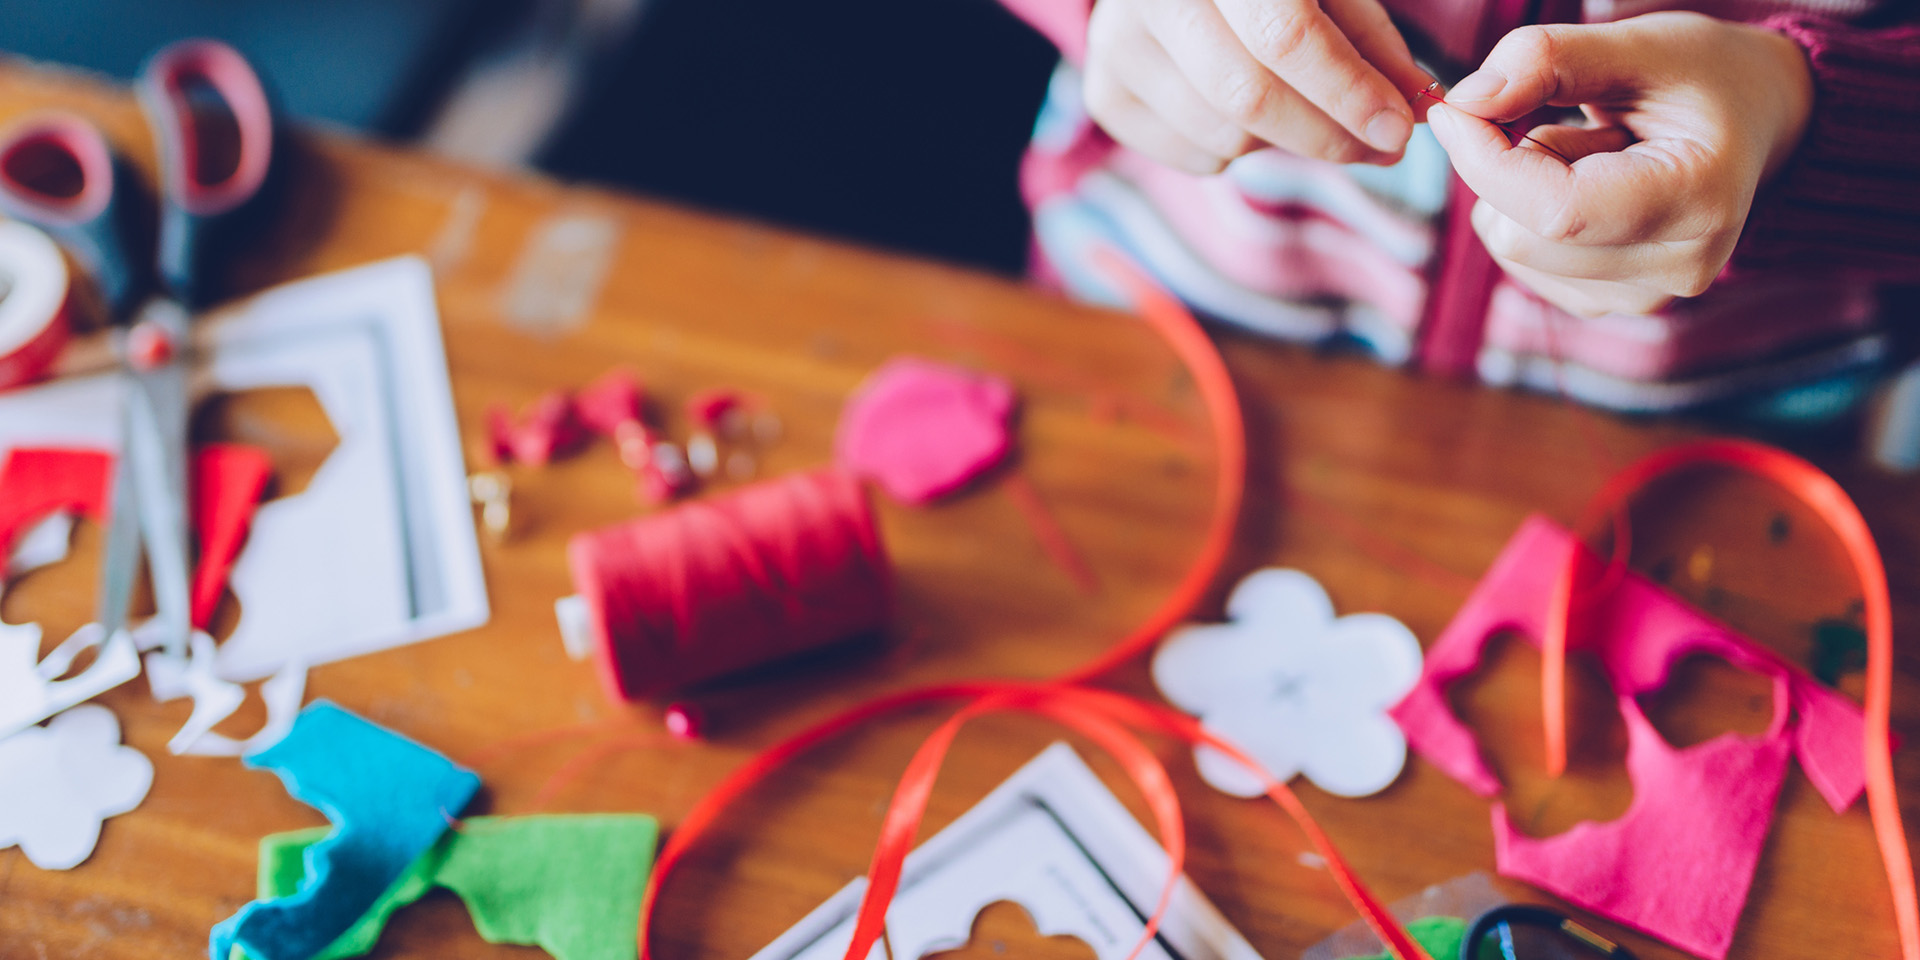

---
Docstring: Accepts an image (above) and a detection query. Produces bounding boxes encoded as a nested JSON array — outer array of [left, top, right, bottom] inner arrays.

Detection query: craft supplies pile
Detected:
[[0, 35, 1915, 960]]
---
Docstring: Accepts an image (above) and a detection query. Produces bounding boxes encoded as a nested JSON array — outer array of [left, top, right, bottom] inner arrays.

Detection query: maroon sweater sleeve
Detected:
[[1736, 15, 1920, 278]]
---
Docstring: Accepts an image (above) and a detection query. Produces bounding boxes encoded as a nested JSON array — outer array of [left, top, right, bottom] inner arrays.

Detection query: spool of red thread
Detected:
[[560, 468, 892, 701]]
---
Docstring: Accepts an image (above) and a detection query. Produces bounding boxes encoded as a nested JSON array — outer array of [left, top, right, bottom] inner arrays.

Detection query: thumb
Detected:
[[1443, 22, 1647, 123]]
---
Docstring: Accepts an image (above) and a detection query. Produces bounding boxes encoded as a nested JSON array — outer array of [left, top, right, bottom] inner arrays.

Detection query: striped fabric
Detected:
[[998, 0, 1919, 418]]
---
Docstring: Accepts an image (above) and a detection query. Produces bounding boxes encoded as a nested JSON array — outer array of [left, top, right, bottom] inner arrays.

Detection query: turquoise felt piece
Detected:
[[249, 815, 658, 960], [209, 701, 480, 960]]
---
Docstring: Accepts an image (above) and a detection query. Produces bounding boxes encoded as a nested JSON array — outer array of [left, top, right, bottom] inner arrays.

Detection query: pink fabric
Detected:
[[1110, 153, 1428, 326], [834, 357, 1017, 505], [1483, 272, 1878, 381], [997, 0, 1913, 407], [1390, 515, 1869, 959]]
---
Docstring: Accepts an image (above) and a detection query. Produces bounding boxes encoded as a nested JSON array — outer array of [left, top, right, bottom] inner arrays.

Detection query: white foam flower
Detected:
[[1153, 569, 1422, 798], [0, 705, 153, 869]]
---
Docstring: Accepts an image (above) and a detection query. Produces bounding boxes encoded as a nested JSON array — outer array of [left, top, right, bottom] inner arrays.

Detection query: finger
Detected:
[[1522, 122, 1633, 164], [1429, 102, 1684, 246], [1083, 74, 1236, 175], [1141, 0, 1398, 164], [1130, 32, 1260, 161], [1498, 258, 1675, 319], [1319, 0, 1437, 116], [1470, 199, 1677, 289], [1444, 22, 1645, 124], [1212, 0, 1418, 154]]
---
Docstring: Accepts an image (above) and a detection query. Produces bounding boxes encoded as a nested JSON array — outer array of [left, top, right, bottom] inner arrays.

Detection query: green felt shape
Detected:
[[1343, 916, 1470, 960], [245, 814, 658, 960]]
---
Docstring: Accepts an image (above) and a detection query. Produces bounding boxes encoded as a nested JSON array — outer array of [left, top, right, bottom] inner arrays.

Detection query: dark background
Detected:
[[3, 0, 1061, 274]]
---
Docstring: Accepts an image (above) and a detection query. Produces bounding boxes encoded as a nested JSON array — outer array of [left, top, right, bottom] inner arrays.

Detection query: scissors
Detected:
[[0, 38, 275, 665], [1461, 905, 1638, 960]]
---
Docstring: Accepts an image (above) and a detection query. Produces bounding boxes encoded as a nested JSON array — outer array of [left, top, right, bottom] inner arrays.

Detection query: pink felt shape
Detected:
[[575, 370, 644, 436], [834, 357, 1016, 505], [1389, 515, 1869, 960]]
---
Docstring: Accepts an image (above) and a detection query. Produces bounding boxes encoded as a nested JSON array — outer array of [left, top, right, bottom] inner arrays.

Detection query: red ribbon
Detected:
[[635, 251, 1436, 960]]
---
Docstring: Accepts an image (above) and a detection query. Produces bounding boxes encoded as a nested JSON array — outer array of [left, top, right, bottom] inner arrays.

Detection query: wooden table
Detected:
[[3, 58, 1917, 960]]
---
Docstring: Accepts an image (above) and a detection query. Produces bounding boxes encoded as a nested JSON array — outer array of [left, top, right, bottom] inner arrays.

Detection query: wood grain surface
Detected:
[[3, 57, 1918, 960]]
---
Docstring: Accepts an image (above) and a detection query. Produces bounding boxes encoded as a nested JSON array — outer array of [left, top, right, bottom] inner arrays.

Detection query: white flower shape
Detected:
[[1152, 569, 1422, 798], [0, 705, 153, 869]]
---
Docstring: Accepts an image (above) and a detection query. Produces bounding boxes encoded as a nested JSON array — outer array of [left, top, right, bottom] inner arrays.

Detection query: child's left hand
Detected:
[[1426, 12, 1813, 318]]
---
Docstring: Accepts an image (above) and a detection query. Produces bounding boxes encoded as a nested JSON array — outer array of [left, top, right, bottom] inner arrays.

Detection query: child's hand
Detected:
[[1082, 0, 1433, 174], [1426, 12, 1813, 317]]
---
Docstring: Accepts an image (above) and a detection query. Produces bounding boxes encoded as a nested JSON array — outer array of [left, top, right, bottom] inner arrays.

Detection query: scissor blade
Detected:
[[126, 298, 194, 659], [94, 377, 142, 636]]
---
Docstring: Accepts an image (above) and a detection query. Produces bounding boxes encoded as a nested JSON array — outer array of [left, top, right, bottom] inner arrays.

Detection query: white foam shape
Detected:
[[146, 632, 307, 757], [0, 704, 153, 869], [0, 621, 141, 741], [205, 329, 412, 681], [1152, 568, 1423, 799], [7, 513, 75, 578]]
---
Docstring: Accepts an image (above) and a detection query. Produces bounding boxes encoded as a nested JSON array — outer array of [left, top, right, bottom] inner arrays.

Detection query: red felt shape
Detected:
[[833, 357, 1016, 505], [188, 444, 273, 631], [574, 370, 645, 436], [0, 448, 113, 561], [488, 391, 589, 467]]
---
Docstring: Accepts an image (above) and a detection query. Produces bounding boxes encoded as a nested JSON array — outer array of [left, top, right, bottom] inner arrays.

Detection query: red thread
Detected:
[[1417, 85, 1574, 165], [1002, 470, 1099, 596], [566, 468, 892, 701]]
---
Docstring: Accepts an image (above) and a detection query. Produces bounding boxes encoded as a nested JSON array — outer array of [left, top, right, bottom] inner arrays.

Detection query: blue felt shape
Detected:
[[208, 701, 480, 960]]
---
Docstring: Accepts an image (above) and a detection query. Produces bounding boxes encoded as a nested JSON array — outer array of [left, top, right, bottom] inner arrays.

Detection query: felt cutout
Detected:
[[144, 631, 307, 756], [488, 391, 590, 467], [247, 814, 659, 960], [1389, 516, 1870, 960], [1341, 916, 1467, 960], [0, 704, 153, 870], [7, 513, 75, 578], [1153, 569, 1422, 798], [0, 447, 143, 739], [208, 701, 481, 960], [189, 443, 274, 631], [833, 357, 1016, 505]]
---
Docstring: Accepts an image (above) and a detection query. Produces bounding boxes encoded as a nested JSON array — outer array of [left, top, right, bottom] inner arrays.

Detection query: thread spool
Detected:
[[0, 220, 74, 391], [559, 468, 891, 701]]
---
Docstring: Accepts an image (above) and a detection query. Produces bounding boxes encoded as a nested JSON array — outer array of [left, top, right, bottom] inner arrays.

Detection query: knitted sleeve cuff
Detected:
[[1734, 15, 1920, 278]]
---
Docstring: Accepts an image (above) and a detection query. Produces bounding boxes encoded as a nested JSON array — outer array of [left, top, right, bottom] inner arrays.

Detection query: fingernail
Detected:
[[1447, 69, 1506, 103], [1364, 109, 1412, 153]]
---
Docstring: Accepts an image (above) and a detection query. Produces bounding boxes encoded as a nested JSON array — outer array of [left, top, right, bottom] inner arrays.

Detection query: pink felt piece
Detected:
[[1390, 515, 1869, 960], [834, 357, 1016, 505]]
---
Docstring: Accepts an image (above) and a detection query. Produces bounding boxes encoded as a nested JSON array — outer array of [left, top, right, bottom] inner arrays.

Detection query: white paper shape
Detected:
[[752, 743, 1264, 960], [7, 513, 75, 578], [194, 258, 488, 680], [1153, 569, 1422, 799], [202, 328, 412, 677], [0, 621, 142, 740], [0, 704, 153, 869], [0, 257, 488, 694], [145, 632, 308, 757]]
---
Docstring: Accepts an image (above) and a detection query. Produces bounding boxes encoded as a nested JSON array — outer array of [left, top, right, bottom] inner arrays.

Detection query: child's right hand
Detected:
[[1082, 0, 1435, 174]]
